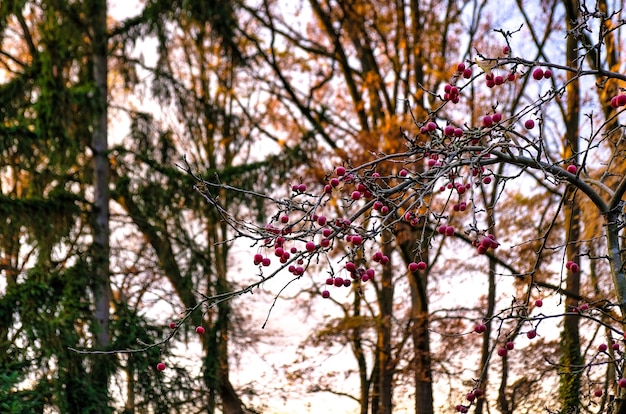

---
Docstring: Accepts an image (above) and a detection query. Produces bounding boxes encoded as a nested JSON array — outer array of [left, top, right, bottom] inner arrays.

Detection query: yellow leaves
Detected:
[[474, 57, 497, 75]]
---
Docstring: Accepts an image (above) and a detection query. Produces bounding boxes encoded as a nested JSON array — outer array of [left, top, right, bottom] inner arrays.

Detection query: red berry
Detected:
[[462, 68, 472, 79], [532, 68, 544, 80], [566, 164, 577, 174], [494, 75, 504, 85], [320, 238, 330, 248], [351, 235, 363, 245], [399, 169, 408, 177], [618, 94, 626, 106], [351, 191, 361, 200], [297, 183, 307, 192], [305, 241, 316, 252], [334, 277, 344, 287], [613, 342, 620, 351], [543, 69, 552, 78], [408, 262, 419, 272], [454, 128, 464, 137], [524, 119, 535, 129], [196, 326, 205, 335], [569, 262, 580, 273], [506, 341, 515, 350], [527, 330, 537, 339], [457, 62, 466, 72], [502, 45, 510, 54], [619, 378, 626, 388], [482, 176, 492, 184], [466, 392, 475, 402], [497, 348, 507, 357], [261, 257, 271, 266], [322, 290, 330, 298], [280, 215, 289, 223], [336, 166, 346, 176], [444, 125, 455, 136], [507, 73, 516, 82], [445, 226, 454, 237], [492, 113, 502, 123], [482, 115, 493, 127], [317, 215, 327, 226], [598, 343, 608, 352], [594, 389, 603, 397], [330, 178, 340, 187], [611, 96, 619, 108], [169, 322, 177, 329], [156, 362, 166, 371], [417, 261, 427, 270], [380, 255, 389, 265], [254, 253, 263, 264], [474, 324, 486, 334], [535, 299, 543, 307], [326, 277, 334, 285]]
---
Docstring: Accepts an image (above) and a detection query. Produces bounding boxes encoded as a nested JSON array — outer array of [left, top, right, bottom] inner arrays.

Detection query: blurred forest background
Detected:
[[1, 0, 626, 413]]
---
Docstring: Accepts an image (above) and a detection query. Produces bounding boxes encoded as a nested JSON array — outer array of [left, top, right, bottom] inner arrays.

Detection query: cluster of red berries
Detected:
[[485, 72, 517, 88], [455, 388, 483, 412], [321, 261, 377, 298], [481, 112, 502, 128], [443, 83, 461, 104], [472, 234, 499, 255], [565, 260, 580, 273], [456, 62, 473, 79], [408, 261, 427, 272], [443, 124, 464, 137], [532, 67, 553, 80]]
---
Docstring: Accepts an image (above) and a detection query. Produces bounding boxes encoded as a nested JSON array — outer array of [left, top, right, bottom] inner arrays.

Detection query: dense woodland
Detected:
[[2, 0, 626, 413]]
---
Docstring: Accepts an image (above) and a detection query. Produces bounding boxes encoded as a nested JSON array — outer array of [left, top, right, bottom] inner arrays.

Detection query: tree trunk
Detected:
[[89, 0, 112, 411], [373, 228, 395, 414], [559, 1, 583, 410], [475, 201, 499, 414], [396, 220, 433, 414]]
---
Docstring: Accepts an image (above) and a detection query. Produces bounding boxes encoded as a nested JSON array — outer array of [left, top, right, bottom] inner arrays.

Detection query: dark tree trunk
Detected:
[[89, 0, 112, 411]]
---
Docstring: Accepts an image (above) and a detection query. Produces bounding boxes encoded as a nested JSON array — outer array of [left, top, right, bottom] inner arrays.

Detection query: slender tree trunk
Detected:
[[559, 1, 583, 410], [89, 0, 112, 411], [409, 259, 433, 414], [352, 281, 370, 414], [475, 200, 499, 414], [396, 220, 433, 414], [374, 228, 395, 414]]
